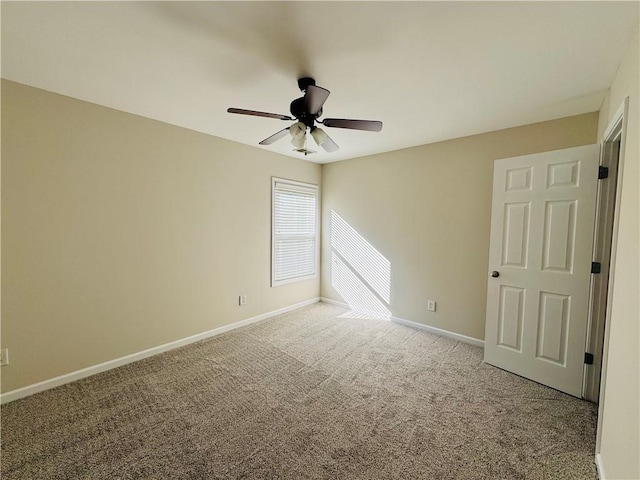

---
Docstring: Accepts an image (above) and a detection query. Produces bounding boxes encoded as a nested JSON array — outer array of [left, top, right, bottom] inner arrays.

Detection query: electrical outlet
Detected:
[[427, 300, 436, 312], [0, 348, 9, 366], [239, 295, 247, 306]]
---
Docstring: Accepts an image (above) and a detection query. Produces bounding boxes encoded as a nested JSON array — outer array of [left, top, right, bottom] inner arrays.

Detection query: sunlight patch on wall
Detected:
[[330, 211, 391, 319]]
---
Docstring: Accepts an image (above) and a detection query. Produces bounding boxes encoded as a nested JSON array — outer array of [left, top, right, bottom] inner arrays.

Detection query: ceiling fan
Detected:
[[227, 77, 383, 155]]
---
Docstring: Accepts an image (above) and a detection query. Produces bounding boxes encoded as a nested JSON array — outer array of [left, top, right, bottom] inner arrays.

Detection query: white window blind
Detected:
[[272, 178, 318, 286]]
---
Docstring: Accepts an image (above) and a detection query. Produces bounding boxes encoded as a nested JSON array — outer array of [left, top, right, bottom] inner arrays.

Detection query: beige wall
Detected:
[[1, 80, 321, 393], [596, 27, 639, 480], [321, 113, 598, 340]]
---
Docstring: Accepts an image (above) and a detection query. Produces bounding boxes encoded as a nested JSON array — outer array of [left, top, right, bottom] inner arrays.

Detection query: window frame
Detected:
[[271, 177, 320, 287]]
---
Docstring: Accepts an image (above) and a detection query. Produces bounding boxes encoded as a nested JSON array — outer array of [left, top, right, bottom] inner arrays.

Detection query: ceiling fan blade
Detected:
[[259, 128, 290, 145], [322, 118, 383, 132], [227, 108, 293, 121], [304, 85, 330, 115]]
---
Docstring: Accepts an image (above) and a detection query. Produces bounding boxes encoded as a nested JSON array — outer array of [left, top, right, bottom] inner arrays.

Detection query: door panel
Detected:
[[542, 200, 577, 272], [506, 166, 533, 191], [484, 144, 599, 397], [498, 285, 525, 351], [502, 202, 530, 267], [536, 292, 570, 365]]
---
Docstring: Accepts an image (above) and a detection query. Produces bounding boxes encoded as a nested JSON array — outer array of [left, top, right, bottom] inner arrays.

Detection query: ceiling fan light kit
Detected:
[[291, 134, 306, 149], [310, 126, 327, 145], [289, 121, 306, 139], [310, 126, 339, 153], [227, 77, 383, 154]]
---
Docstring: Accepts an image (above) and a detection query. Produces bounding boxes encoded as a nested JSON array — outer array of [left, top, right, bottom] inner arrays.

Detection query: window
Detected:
[[272, 178, 319, 287]]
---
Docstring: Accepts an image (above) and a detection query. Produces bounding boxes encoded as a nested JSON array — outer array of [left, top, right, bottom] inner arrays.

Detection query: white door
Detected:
[[484, 144, 599, 397]]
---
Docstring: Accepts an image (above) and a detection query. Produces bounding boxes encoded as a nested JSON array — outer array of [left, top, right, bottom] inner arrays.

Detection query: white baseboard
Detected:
[[320, 297, 350, 308], [320, 297, 484, 347], [391, 316, 484, 347], [0, 297, 320, 405], [595, 453, 605, 479]]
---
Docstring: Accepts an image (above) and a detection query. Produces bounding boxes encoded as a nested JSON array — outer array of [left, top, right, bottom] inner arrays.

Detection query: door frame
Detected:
[[582, 100, 626, 402], [592, 98, 629, 454]]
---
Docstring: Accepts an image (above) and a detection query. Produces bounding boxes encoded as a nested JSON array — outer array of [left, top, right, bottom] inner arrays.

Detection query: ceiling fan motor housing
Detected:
[[290, 77, 323, 127], [297, 77, 316, 92], [290, 97, 319, 127]]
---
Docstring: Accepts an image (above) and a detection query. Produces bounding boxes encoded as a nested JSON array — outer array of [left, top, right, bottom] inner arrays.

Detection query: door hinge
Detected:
[[598, 166, 609, 179], [591, 262, 601, 274], [584, 352, 594, 365]]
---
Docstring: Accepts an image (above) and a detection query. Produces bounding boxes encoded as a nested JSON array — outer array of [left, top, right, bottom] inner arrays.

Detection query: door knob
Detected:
[[490, 271, 500, 278]]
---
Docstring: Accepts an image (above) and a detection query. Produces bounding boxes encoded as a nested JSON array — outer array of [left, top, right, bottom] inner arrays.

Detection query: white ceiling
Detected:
[[2, 2, 638, 164]]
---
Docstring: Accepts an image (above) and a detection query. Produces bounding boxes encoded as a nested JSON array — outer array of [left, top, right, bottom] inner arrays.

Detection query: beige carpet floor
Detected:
[[1, 302, 598, 479]]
